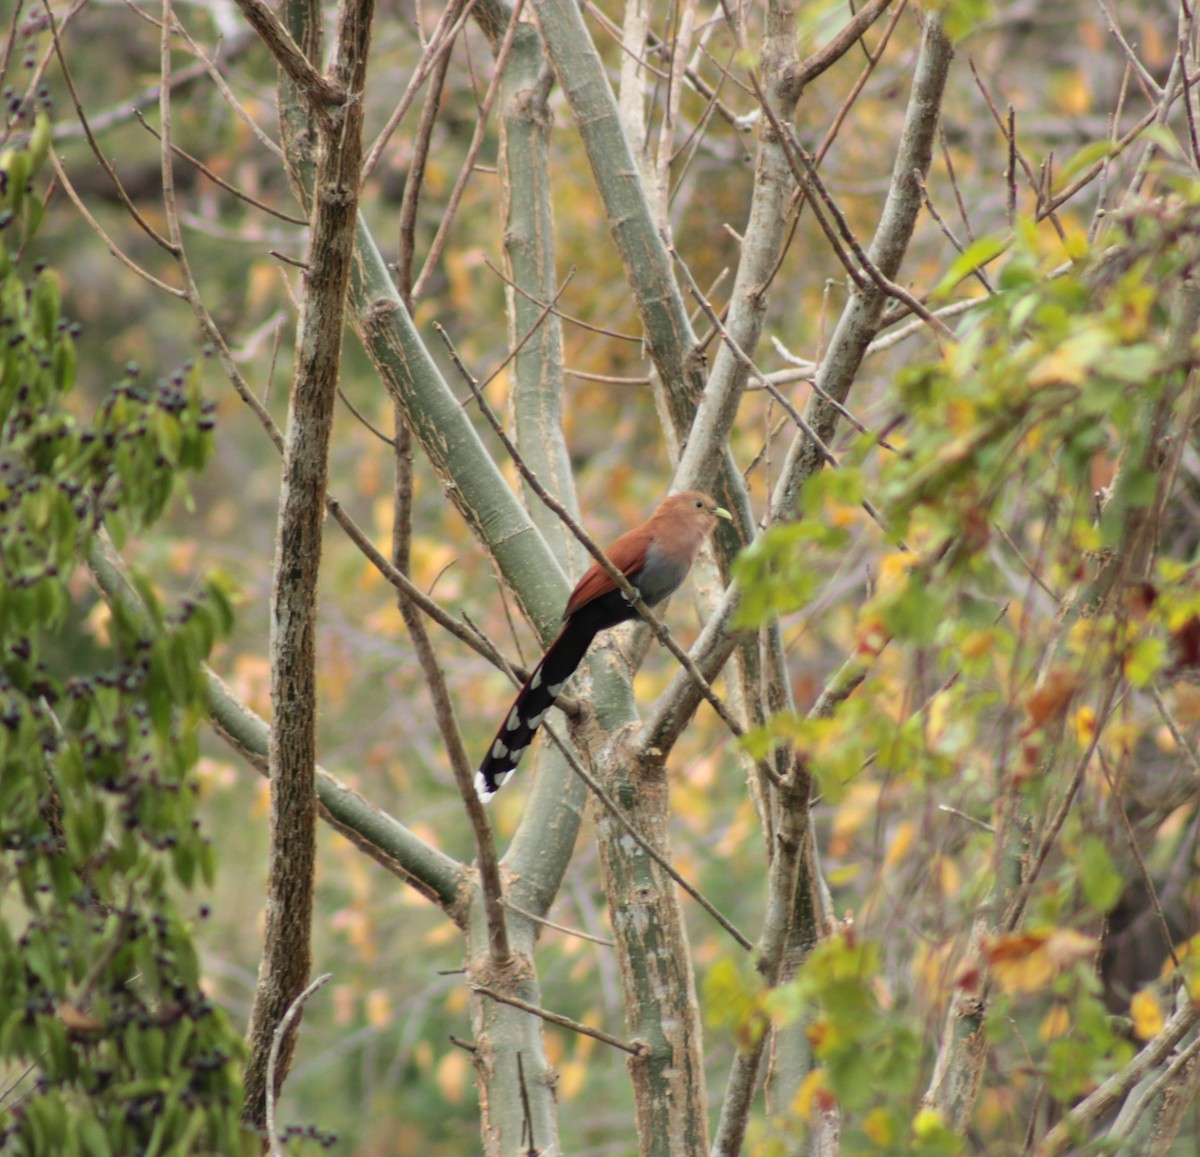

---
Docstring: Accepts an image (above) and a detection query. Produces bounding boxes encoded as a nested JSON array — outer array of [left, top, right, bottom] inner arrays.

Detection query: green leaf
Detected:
[[1079, 836, 1123, 913], [1054, 140, 1118, 190], [931, 232, 1010, 299], [1123, 636, 1165, 688]]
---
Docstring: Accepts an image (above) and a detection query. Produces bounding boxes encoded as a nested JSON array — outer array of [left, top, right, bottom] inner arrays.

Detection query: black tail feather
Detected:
[[474, 622, 596, 798]]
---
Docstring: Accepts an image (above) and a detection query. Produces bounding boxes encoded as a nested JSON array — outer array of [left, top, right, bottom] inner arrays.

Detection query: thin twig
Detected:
[[266, 973, 332, 1157], [412, 0, 526, 300], [937, 805, 995, 834], [1002, 672, 1123, 933], [538, 716, 753, 950], [1095, 0, 1163, 99], [168, 16, 286, 159], [42, 0, 179, 251], [502, 898, 616, 947], [1149, 683, 1200, 781], [133, 111, 308, 224], [1095, 748, 1181, 975], [395, 15, 453, 305], [484, 257, 643, 342], [1038, 997, 1200, 1155], [393, 415, 510, 966], [968, 59, 1067, 240], [47, 152, 185, 296], [471, 269, 576, 396], [471, 985, 649, 1056], [993, 522, 1060, 602], [516, 1052, 538, 1154], [361, 0, 478, 181], [232, 0, 345, 109], [914, 170, 995, 293], [1106, 1032, 1200, 1145], [670, 242, 899, 542], [773, 119, 956, 344]]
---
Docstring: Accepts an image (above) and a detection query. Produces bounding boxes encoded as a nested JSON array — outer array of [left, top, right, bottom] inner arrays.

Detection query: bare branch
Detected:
[[266, 974, 332, 1157], [472, 985, 648, 1056], [232, 0, 345, 109]]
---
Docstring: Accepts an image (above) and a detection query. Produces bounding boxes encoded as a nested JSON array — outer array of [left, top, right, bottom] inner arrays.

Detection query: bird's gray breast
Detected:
[[630, 538, 690, 606]]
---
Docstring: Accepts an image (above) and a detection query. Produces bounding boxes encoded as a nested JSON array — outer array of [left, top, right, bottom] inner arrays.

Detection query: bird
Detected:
[[475, 491, 732, 799]]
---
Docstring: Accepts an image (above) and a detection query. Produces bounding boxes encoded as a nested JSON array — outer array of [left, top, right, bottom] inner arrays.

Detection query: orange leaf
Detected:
[[984, 928, 1097, 994], [1024, 666, 1080, 729]]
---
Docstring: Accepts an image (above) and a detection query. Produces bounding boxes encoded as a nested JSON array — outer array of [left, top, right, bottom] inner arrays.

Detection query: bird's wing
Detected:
[[562, 527, 648, 618]]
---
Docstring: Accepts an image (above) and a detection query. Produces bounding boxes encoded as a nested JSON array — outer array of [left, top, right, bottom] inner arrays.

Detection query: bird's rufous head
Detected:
[[649, 491, 732, 552], [657, 491, 732, 525]]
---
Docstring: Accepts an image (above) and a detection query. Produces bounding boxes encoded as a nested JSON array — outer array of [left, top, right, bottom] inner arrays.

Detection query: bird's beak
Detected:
[[714, 506, 732, 521]]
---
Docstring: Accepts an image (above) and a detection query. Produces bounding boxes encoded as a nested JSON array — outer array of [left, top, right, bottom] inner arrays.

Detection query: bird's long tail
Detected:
[[475, 622, 597, 799]]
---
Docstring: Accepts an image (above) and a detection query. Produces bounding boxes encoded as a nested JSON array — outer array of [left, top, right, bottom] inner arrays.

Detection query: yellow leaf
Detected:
[[1131, 989, 1164, 1040], [830, 779, 882, 856], [864, 1107, 896, 1146], [1044, 927, 1098, 969], [574, 1011, 601, 1061], [877, 551, 916, 592], [85, 599, 112, 645], [912, 1107, 946, 1140], [1028, 345, 1088, 387], [883, 821, 915, 871], [363, 603, 406, 635], [1169, 683, 1200, 724], [424, 919, 459, 947], [435, 1049, 470, 1103], [945, 398, 976, 435], [1060, 224, 1090, 261], [252, 778, 271, 819], [1053, 68, 1092, 116], [935, 855, 961, 897], [854, 613, 889, 660], [1073, 705, 1096, 747], [960, 629, 994, 660], [913, 941, 955, 1005], [365, 988, 392, 1028], [230, 653, 272, 718], [791, 1068, 828, 1120], [824, 494, 860, 530], [1038, 1004, 1070, 1041], [167, 539, 198, 575], [558, 1059, 587, 1100]]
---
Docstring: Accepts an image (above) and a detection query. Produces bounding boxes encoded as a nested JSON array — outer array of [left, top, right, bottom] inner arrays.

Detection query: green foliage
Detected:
[[0, 116, 248, 1154], [1077, 836, 1123, 915], [927, 0, 994, 44], [703, 956, 767, 1047], [725, 200, 1200, 1150], [765, 932, 957, 1155]]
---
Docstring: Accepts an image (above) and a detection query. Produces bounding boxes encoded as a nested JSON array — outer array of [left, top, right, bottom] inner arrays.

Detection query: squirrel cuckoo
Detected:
[[475, 491, 732, 799]]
